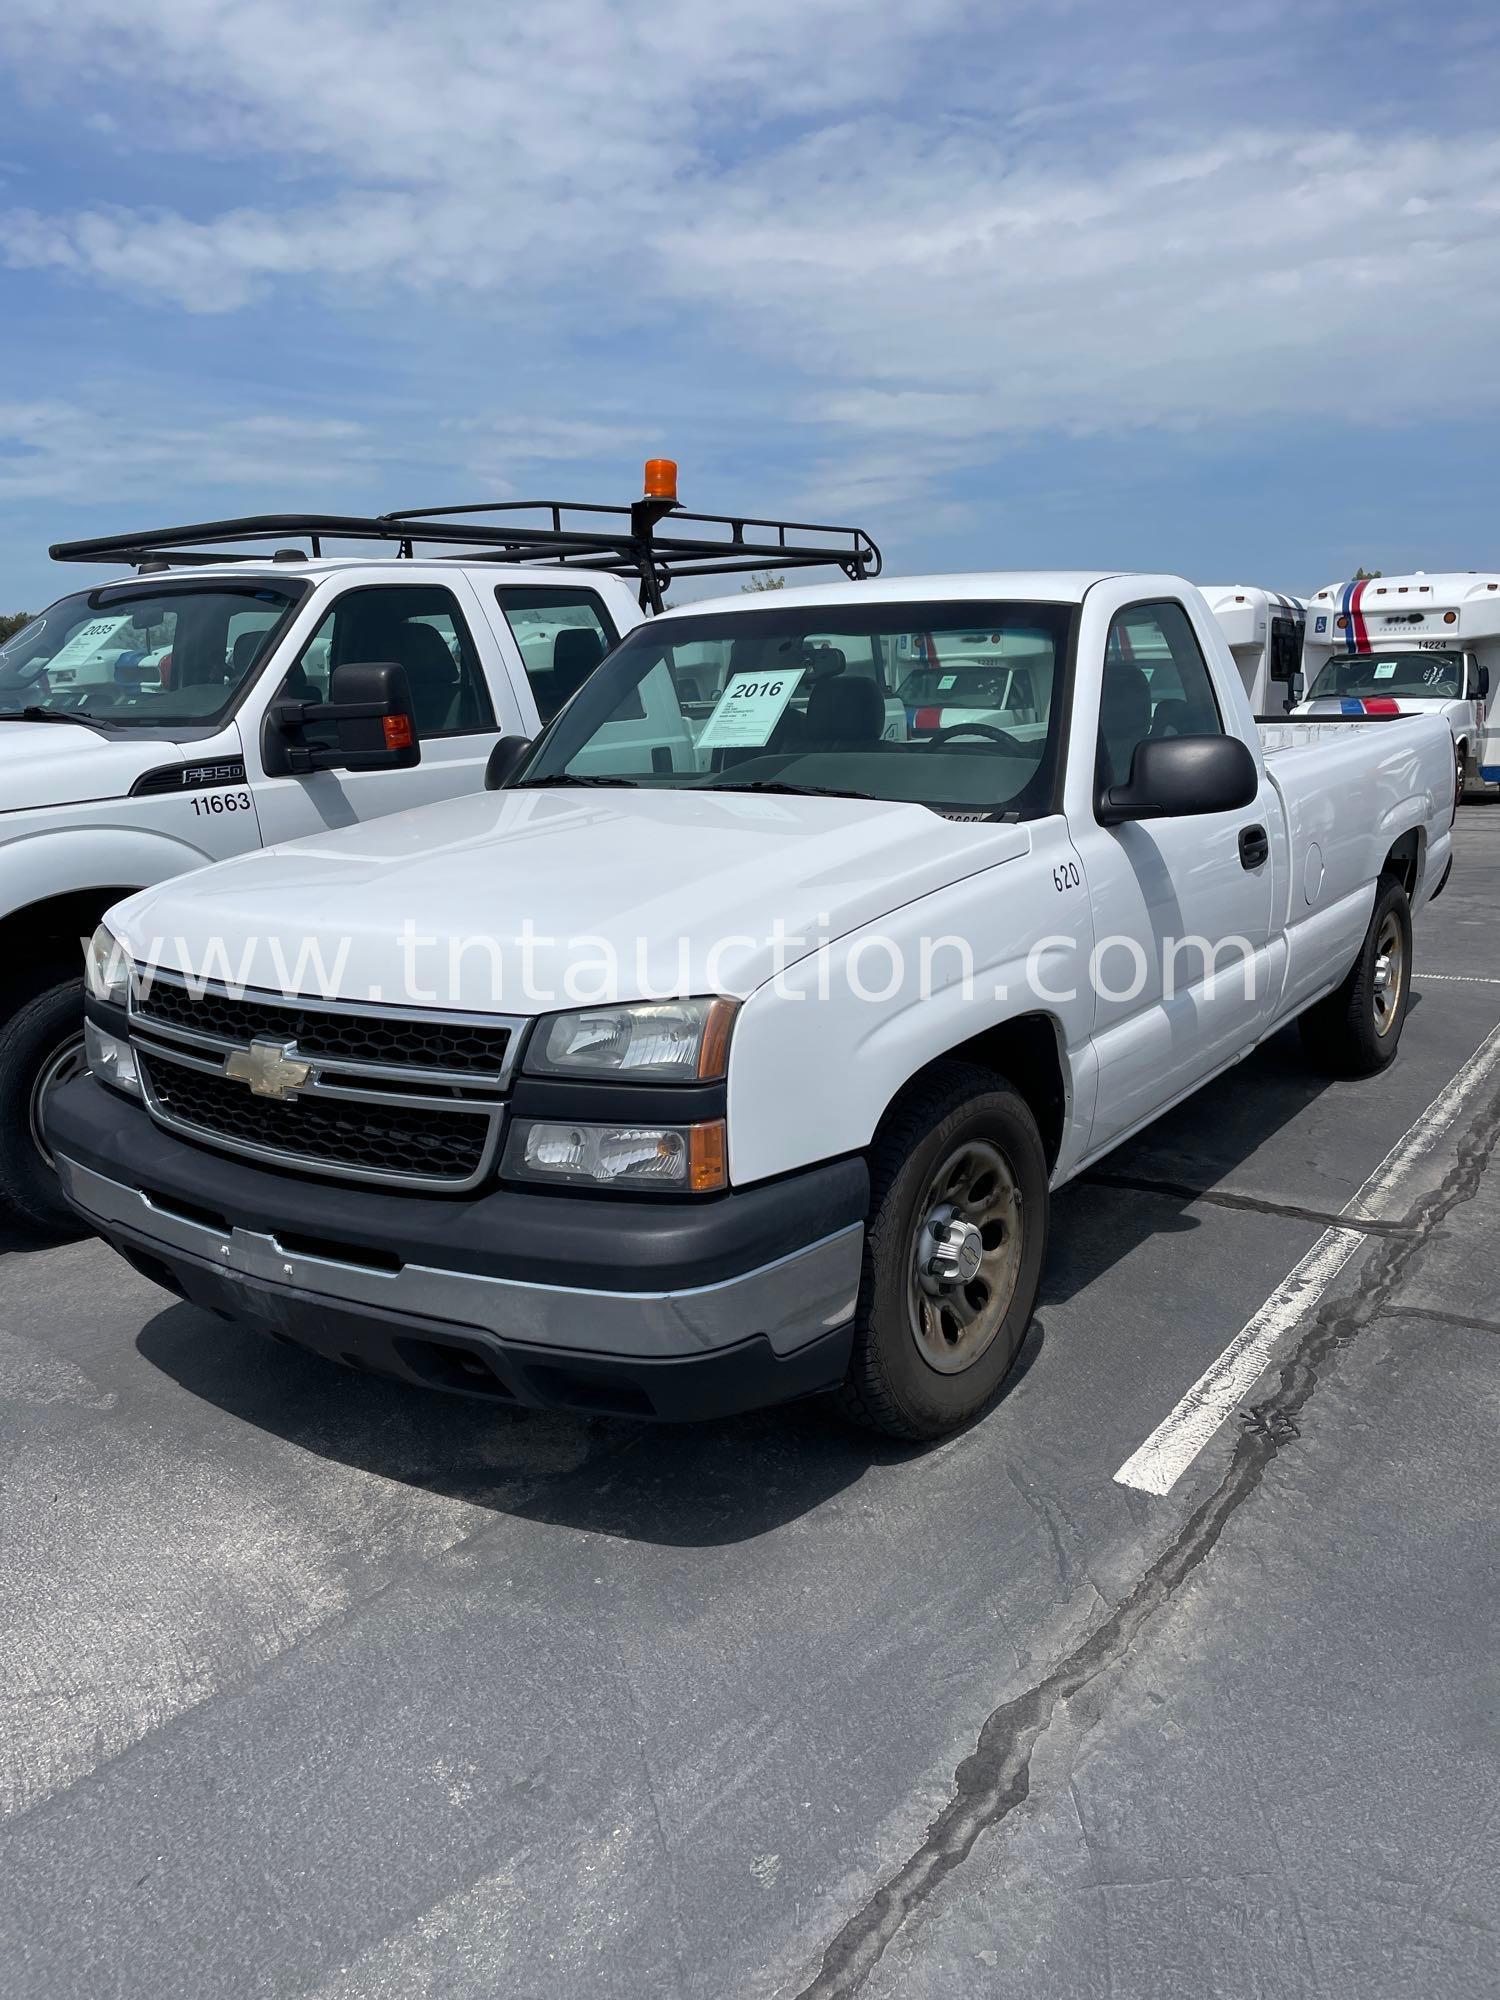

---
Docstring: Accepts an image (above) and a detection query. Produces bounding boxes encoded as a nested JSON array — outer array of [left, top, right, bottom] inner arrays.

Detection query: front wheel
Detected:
[[1298, 875, 1412, 1078], [1456, 742, 1470, 807], [839, 1061, 1049, 1441], [0, 973, 90, 1238]]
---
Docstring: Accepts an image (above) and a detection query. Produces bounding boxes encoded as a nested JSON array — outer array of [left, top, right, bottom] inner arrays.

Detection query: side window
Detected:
[[1269, 615, 1301, 686], [495, 586, 619, 725], [1099, 600, 1223, 794], [280, 586, 496, 741]]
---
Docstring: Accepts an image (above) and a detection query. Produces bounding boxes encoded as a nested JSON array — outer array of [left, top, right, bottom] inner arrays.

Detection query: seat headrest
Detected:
[[1099, 662, 1153, 786], [804, 674, 884, 745], [1102, 661, 1151, 731], [229, 630, 267, 679], [551, 627, 605, 704], [392, 621, 459, 690]]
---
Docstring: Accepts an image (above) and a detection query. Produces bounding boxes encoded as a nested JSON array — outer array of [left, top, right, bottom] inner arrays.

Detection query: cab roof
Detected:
[[658, 570, 1125, 618]]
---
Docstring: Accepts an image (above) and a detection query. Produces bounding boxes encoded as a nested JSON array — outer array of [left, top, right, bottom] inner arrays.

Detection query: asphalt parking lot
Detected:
[[3, 811, 1497, 2000]]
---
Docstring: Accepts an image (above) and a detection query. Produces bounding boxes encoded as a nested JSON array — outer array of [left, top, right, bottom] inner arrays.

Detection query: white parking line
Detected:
[[1416, 972, 1500, 986], [1114, 1021, 1500, 1497]]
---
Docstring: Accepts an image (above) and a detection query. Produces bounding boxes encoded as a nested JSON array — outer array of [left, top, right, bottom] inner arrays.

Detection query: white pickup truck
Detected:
[[0, 476, 878, 1234], [51, 572, 1454, 1441]]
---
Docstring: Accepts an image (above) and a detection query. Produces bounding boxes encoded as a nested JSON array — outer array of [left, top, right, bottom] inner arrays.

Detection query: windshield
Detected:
[[0, 581, 305, 728], [1306, 649, 1464, 700], [518, 599, 1074, 817]]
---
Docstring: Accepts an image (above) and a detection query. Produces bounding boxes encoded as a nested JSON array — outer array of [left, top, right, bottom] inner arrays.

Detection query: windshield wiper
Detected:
[[0, 706, 111, 729], [708, 779, 877, 802], [513, 772, 640, 789]]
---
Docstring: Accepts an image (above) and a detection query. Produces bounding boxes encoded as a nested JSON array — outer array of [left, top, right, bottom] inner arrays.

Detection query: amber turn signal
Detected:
[[688, 1121, 728, 1193]]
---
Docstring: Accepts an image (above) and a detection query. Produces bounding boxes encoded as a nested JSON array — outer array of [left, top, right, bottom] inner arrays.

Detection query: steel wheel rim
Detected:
[[907, 1138, 1024, 1375], [30, 1031, 86, 1168], [1372, 911, 1405, 1038]]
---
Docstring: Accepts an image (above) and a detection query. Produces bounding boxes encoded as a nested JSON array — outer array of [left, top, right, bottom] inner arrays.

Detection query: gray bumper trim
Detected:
[[59, 1157, 863, 1362]]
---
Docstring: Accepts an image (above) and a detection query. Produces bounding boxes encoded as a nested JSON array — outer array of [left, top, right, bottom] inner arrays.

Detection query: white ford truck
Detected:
[[0, 473, 877, 1233], [1297, 572, 1500, 798], [51, 572, 1453, 1441]]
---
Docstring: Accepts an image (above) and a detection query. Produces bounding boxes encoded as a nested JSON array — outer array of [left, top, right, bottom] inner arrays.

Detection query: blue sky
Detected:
[[2, 0, 1499, 609]]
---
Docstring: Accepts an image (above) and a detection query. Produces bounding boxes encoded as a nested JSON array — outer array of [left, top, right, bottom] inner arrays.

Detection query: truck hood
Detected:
[[0, 722, 185, 812], [110, 786, 1032, 1008]]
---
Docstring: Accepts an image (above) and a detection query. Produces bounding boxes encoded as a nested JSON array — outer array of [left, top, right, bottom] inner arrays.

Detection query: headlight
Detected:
[[524, 998, 737, 1081], [85, 924, 133, 1007], [503, 1119, 727, 1193]]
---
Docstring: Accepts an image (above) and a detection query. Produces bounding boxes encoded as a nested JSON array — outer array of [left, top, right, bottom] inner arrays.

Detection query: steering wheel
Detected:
[[927, 721, 1028, 756]]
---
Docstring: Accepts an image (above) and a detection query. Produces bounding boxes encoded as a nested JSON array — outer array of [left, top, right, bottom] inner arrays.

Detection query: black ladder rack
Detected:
[[49, 491, 882, 613]]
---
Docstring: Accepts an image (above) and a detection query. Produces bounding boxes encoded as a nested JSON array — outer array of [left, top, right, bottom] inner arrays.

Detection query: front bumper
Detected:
[[48, 1077, 866, 1421]]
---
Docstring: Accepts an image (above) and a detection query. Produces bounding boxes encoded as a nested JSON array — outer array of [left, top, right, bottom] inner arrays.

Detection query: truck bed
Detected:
[[1255, 710, 1454, 1020]]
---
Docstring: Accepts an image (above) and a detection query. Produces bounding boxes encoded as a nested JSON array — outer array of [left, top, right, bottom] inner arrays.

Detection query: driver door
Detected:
[[248, 580, 499, 844], [1071, 592, 1278, 1153]]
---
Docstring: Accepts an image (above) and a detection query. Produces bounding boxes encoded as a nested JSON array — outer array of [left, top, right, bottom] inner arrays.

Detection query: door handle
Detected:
[[1239, 824, 1269, 870]]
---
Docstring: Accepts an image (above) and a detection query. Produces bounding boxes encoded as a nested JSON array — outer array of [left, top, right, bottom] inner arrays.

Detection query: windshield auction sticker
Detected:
[[698, 666, 806, 749], [44, 614, 135, 674]]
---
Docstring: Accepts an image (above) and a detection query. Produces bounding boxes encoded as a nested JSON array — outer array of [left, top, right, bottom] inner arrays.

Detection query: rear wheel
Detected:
[[839, 1061, 1049, 1441], [1298, 875, 1412, 1078], [0, 972, 89, 1238]]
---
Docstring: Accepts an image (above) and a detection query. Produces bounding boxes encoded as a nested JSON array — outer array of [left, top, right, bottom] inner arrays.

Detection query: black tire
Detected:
[[1298, 875, 1412, 1079], [1456, 743, 1470, 807], [0, 972, 90, 1239], [839, 1060, 1049, 1441]]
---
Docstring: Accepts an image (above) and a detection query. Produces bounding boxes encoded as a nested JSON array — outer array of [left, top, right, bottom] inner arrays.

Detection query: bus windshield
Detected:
[[1306, 649, 1464, 700]]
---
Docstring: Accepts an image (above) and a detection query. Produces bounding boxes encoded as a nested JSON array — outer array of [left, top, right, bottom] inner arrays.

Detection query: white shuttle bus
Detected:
[[1201, 586, 1306, 715], [1297, 573, 1499, 798]]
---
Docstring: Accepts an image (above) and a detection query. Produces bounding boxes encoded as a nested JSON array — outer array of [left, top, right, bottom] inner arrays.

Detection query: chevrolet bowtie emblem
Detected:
[[224, 1039, 313, 1101]]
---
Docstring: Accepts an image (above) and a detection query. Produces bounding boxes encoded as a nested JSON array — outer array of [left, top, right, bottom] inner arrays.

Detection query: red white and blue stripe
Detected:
[[1341, 578, 1371, 655]]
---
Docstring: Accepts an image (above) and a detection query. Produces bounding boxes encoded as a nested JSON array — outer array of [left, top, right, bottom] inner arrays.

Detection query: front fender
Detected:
[[0, 821, 222, 924], [726, 822, 1097, 1186]]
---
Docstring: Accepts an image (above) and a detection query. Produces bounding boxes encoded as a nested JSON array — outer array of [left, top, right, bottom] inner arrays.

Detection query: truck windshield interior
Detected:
[[1306, 650, 1464, 699], [0, 583, 304, 728], [518, 600, 1074, 816]]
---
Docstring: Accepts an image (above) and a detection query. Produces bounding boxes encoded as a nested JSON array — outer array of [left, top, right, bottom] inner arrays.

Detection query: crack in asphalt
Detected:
[[793, 1076, 1500, 1999], [1081, 1170, 1414, 1237], [1380, 1302, 1500, 1338]]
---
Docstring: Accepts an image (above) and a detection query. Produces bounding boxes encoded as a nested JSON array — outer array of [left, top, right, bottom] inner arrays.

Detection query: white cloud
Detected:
[[660, 125, 1500, 434], [2, 0, 1500, 527], [0, 399, 386, 505]]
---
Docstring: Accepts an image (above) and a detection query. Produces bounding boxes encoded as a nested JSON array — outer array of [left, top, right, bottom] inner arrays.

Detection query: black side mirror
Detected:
[[484, 735, 533, 790], [1479, 666, 1491, 700], [1099, 734, 1258, 826], [262, 661, 420, 776]]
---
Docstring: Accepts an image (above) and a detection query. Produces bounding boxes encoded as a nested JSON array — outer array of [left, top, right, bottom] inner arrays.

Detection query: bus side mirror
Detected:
[[262, 661, 420, 776], [1291, 672, 1305, 703], [1479, 666, 1491, 700]]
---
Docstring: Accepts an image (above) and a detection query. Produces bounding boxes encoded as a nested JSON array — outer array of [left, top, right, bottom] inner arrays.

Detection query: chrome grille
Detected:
[[128, 975, 523, 1191], [133, 978, 515, 1080]]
